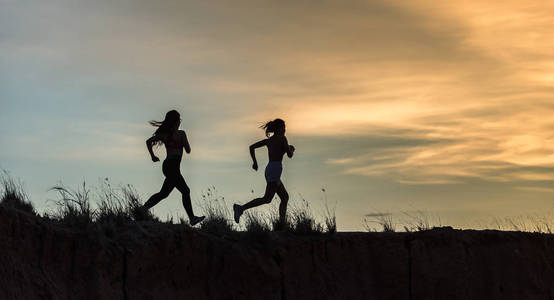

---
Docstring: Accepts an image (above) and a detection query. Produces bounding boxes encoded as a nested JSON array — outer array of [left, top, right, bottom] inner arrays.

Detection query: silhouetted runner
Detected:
[[233, 118, 295, 229], [143, 110, 205, 226]]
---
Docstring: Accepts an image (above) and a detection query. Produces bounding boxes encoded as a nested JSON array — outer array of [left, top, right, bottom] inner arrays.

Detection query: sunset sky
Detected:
[[2, 0, 554, 230]]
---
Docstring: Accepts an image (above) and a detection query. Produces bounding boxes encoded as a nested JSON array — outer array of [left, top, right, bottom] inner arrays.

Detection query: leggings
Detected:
[[144, 157, 193, 218]]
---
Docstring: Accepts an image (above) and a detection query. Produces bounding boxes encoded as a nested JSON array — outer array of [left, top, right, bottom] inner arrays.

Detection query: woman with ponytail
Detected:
[[144, 110, 205, 226], [233, 118, 295, 228]]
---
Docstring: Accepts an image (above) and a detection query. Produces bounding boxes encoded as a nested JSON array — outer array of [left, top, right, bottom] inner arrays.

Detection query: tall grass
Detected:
[[287, 195, 323, 234], [47, 179, 159, 229], [321, 188, 337, 233], [2, 172, 338, 236], [490, 213, 554, 233], [96, 179, 157, 224], [401, 210, 442, 232], [96, 179, 129, 225], [124, 185, 158, 222], [363, 209, 445, 233], [0, 170, 35, 214], [240, 191, 335, 234], [244, 211, 271, 233], [197, 186, 235, 235], [364, 212, 395, 232], [49, 182, 94, 227], [195, 188, 332, 235]]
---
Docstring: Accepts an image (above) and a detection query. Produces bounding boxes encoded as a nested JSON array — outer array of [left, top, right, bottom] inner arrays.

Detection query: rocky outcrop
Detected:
[[0, 205, 553, 299]]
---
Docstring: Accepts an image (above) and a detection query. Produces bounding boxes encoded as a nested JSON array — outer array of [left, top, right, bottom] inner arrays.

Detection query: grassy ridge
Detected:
[[2, 171, 552, 235], [0, 172, 336, 237]]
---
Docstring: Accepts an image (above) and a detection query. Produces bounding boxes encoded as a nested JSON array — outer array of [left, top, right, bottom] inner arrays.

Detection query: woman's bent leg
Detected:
[[241, 182, 278, 211], [144, 178, 175, 209]]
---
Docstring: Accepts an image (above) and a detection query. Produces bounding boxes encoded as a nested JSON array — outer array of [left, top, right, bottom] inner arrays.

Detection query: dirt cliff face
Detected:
[[1, 205, 553, 300]]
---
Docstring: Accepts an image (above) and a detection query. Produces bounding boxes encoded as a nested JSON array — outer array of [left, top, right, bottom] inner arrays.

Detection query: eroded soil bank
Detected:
[[1, 206, 553, 300]]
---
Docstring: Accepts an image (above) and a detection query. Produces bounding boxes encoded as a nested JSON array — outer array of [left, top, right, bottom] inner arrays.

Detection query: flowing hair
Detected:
[[149, 110, 180, 146], [260, 118, 285, 137]]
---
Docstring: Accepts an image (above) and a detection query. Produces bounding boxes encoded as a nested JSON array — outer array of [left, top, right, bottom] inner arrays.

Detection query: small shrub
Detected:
[[46, 178, 162, 229], [96, 179, 129, 226], [244, 211, 271, 233], [50, 182, 94, 227], [264, 204, 284, 231], [200, 215, 234, 235], [490, 213, 554, 233], [122, 184, 158, 222], [364, 212, 395, 232], [197, 186, 235, 235], [0, 171, 35, 214], [288, 196, 323, 234], [95, 180, 159, 224], [271, 217, 287, 232], [401, 210, 441, 232]]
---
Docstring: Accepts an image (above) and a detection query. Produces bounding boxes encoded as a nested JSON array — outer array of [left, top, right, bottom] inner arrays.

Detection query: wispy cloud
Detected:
[[364, 212, 392, 217], [513, 186, 554, 194], [3, 0, 554, 186]]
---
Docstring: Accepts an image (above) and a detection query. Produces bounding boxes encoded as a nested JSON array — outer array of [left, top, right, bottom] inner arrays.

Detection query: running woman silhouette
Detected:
[[233, 118, 295, 228], [143, 110, 205, 226]]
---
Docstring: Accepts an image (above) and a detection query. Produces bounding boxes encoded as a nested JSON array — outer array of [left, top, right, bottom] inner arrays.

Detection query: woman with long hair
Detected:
[[144, 110, 205, 226], [233, 118, 295, 228]]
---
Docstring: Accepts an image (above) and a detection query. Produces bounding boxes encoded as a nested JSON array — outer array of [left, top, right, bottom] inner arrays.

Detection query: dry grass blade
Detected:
[[244, 211, 271, 234], [50, 182, 94, 227], [321, 188, 337, 234], [288, 195, 323, 234], [197, 186, 235, 235], [363, 212, 394, 232], [0, 170, 35, 214]]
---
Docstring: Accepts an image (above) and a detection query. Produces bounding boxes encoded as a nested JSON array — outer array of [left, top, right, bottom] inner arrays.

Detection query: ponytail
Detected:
[[261, 121, 274, 137], [260, 118, 285, 137]]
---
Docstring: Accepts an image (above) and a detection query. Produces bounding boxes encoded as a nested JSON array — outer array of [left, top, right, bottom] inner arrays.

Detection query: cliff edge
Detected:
[[1, 205, 553, 300]]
